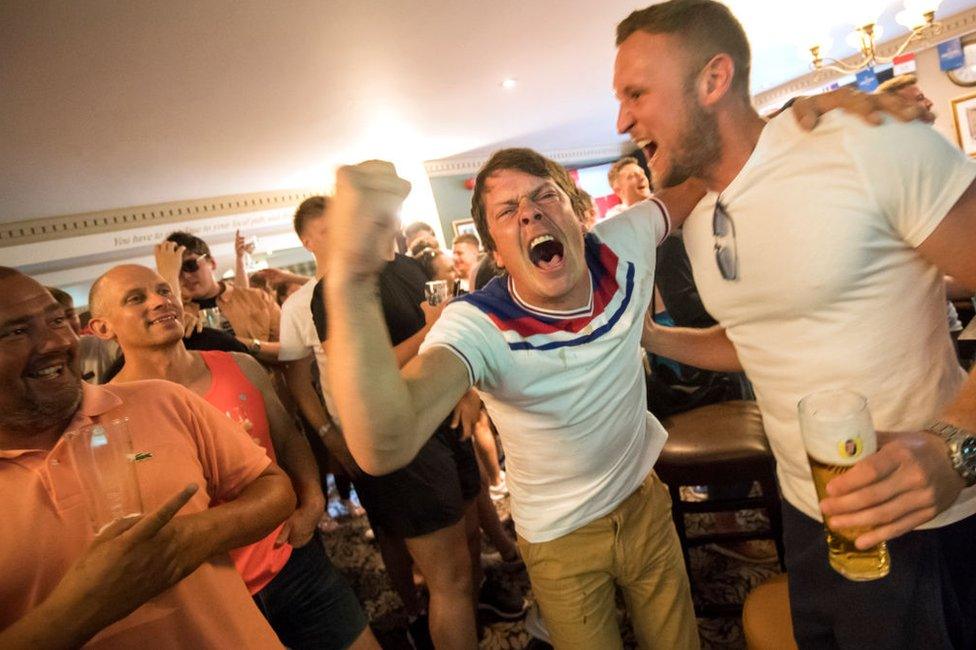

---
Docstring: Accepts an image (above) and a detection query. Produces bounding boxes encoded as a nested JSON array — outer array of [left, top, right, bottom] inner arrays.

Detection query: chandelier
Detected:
[[806, 0, 944, 74]]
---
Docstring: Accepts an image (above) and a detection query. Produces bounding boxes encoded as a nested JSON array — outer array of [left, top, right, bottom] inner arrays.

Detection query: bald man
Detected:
[[0, 266, 293, 648], [87, 264, 378, 650]]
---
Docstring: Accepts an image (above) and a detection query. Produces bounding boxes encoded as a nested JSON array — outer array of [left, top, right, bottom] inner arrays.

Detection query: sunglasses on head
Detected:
[[712, 199, 738, 281], [180, 255, 208, 274]]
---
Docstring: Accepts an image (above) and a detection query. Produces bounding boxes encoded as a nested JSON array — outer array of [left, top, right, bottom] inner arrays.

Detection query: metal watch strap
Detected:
[[927, 421, 976, 487], [250, 338, 261, 354]]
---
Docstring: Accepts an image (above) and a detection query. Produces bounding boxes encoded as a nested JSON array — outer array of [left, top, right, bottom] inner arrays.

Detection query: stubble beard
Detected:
[[1, 378, 83, 436], [655, 82, 722, 191]]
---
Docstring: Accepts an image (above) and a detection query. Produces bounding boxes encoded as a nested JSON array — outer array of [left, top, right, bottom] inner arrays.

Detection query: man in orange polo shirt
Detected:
[[87, 264, 378, 650], [0, 266, 295, 648]]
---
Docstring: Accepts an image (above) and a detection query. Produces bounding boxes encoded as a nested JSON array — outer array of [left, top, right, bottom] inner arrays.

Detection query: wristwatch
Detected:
[[249, 338, 262, 355], [927, 421, 976, 487]]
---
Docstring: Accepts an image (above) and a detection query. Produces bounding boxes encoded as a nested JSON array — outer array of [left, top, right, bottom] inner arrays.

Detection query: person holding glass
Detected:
[[0, 266, 294, 648], [628, 1, 976, 646]]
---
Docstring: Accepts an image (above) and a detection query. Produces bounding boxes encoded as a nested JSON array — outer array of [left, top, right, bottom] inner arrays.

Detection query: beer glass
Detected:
[[798, 389, 890, 581], [64, 418, 144, 534], [199, 306, 222, 330], [425, 280, 449, 306]]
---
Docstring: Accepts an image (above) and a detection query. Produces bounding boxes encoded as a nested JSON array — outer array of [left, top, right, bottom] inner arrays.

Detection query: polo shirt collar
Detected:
[[75, 381, 123, 419]]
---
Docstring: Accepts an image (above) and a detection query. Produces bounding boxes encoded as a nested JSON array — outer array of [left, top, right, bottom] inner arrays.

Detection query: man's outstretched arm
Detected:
[[320, 161, 471, 475]]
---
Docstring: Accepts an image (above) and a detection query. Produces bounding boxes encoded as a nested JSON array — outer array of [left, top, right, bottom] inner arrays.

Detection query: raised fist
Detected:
[[324, 160, 412, 281]]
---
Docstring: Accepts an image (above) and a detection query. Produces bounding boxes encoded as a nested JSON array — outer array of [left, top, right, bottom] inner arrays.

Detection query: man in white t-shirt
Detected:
[[604, 156, 652, 219], [317, 151, 707, 649], [616, 1, 976, 647], [278, 197, 362, 477]]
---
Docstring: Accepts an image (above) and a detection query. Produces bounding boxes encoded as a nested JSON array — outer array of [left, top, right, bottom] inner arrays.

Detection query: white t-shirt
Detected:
[[421, 200, 671, 542], [277, 279, 334, 411], [603, 202, 629, 219], [683, 111, 976, 527]]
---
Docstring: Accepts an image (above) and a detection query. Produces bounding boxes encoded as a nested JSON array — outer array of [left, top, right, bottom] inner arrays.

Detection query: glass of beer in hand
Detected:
[[798, 389, 890, 581], [425, 280, 449, 306]]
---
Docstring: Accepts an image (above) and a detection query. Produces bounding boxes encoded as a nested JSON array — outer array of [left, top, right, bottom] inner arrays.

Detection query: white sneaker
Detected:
[[524, 603, 551, 643], [489, 471, 509, 501]]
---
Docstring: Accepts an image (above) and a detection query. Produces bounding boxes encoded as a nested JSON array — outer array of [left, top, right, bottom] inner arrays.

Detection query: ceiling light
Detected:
[[500, 78, 517, 89], [806, 0, 943, 74]]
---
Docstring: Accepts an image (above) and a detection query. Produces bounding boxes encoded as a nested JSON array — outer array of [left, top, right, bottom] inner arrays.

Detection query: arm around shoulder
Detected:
[[643, 311, 743, 373]]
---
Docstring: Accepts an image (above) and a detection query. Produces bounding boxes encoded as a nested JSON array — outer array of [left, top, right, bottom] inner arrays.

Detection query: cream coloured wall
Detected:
[[914, 39, 976, 146]]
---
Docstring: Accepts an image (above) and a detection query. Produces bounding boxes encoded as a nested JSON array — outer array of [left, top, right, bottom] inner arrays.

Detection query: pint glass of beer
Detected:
[[425, 280, 449, 306], [64, 418, 144, 534], [798, 389, 890, 581]]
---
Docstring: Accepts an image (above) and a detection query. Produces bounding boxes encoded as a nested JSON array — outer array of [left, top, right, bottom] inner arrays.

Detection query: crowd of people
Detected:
[[3, 1, 976, 649]]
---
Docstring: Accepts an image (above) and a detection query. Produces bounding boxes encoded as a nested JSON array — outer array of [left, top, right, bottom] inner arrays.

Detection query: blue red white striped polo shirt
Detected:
[[421, 199, 671, 542]]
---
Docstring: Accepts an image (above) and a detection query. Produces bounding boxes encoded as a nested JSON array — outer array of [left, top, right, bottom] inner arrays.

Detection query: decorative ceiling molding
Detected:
[[0, 189, 316, 248], [752, 6, 976, 110], [424, 142, 632, 177]]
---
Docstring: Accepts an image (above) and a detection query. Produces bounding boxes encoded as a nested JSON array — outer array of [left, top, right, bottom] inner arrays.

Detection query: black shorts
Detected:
[[782, 500, 976, 649], [353, 424, 481, 539]]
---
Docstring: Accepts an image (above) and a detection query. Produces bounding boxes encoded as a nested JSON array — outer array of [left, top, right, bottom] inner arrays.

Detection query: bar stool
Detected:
[[656, 400, 786, 617], [742, 573, 797, 650]]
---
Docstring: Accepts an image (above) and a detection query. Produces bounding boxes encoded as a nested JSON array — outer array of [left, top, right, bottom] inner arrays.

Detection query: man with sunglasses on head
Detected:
[[166, 231, 282, 363], [619, 1, 976, 647]]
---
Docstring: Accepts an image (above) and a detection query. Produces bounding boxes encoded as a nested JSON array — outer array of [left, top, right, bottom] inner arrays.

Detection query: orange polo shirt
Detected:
[[0, 380, 283, 649]]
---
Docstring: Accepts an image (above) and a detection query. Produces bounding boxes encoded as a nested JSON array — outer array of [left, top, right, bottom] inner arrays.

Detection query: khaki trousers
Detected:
[[517, 471, 699, 650]]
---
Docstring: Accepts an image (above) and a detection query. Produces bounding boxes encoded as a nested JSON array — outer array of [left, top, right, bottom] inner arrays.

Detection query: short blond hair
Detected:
[[876, 74, 918, 94], [608, 156, 642, 187]]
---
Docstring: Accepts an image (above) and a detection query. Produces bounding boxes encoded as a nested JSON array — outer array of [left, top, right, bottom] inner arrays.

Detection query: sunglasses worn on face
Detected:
[[181, 256, 208, 274], [712, 199, 738, 281]]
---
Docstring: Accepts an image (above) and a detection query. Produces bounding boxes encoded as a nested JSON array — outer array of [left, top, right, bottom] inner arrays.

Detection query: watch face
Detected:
[[948, 65, 976, 86], [962, 437, 976, 462]]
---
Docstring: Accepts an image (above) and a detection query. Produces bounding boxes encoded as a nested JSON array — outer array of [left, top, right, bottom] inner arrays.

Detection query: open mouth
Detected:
[[528, 234, 565, 271], [641, 140, 659, 163], [25, 362, 68, 380]]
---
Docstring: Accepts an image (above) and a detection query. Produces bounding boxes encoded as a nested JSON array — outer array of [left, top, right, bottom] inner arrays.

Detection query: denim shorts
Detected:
[[253, 533, 368, 650]]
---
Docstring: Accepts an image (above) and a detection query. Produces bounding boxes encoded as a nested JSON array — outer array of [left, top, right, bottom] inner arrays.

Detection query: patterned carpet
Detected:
[[322, 484, 781, 649]]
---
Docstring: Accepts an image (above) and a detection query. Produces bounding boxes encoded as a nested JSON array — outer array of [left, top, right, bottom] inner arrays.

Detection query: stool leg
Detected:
[[759, 475, 787, 571]]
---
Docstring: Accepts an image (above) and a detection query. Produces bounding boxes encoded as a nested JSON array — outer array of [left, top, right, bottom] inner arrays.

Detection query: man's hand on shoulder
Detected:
[[791, 86, 933, 131], [819, 430, 964, 549]]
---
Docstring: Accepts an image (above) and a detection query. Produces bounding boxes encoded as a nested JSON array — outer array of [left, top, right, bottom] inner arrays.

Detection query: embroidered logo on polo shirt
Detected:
[[131, 451, 153, 462]]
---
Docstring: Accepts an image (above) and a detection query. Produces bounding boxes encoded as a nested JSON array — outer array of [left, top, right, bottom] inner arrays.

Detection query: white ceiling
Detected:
[[3, 0, 974, 225]]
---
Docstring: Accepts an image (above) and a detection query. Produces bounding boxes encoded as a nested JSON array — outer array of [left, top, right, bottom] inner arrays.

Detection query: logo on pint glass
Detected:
[[838, 436, 863, 459]]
